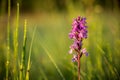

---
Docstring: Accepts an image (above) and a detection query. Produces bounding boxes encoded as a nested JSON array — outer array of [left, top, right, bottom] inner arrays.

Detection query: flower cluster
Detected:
[[69, 16, 88, 62]]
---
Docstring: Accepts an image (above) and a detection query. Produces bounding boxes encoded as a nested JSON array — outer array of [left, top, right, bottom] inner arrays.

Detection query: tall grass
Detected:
[[2, 1, 120, 80], [5, 1, 36, 80], [39, 41, 65, 80], [13, 3, 19, 80], [26, 26, 36, 80], [6, 0, 10, 80], [20, 19, 27, 80]]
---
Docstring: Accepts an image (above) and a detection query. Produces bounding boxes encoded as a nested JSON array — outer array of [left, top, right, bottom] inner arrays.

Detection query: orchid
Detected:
[[68, 16, 88, 80]]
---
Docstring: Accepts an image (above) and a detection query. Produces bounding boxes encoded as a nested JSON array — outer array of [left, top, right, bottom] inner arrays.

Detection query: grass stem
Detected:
[[26, 27, 36, 80], [20, 19, 27, 80], [6, 0, 10, 80], [13, 3, 19, 80]]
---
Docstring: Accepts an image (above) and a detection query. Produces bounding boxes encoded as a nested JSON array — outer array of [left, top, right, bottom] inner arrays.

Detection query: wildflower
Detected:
[[69, 16, 88, 56], [68, 16, 88, 80]]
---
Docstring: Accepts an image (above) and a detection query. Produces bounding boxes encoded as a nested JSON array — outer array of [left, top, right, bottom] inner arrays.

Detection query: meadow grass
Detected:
[[26, 26, 36, 80], [1, 1, 120, 80], [13, 3, 19, 80], [20, 19, 27, 80], [5, 1, 36, 80], [6, 0, 10, 80], [37, 36, 65, 80]]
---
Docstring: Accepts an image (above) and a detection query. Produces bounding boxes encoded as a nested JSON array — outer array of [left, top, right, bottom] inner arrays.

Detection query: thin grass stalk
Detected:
[[37, 37, 65, 80], [6, 0, 10, 80], [42, 47, 65, 80], [20, 19, 27, 80], [26, 27, 36, 80], [39, 68, 48, 80], [13, 3, 19, 80]]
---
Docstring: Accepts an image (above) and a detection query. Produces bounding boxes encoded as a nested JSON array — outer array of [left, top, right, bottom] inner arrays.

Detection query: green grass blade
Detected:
[[26, 26, 36, 80], [20, 19, 27, 80], [37, 36, 65, 80], [39, 68, 48, 80], [42, 47, 66, 80], [13, 3, 19, 80], [6, 0, 10, 80]]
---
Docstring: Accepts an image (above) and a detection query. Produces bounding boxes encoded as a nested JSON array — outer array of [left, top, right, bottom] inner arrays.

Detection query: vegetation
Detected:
[[0, 0, 120, 80]]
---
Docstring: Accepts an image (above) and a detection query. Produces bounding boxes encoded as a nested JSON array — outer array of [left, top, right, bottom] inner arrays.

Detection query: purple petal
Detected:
[[72, 54, 78, 62], [78, 32, 83, 38], [85, 52, 89, 56], [69, 33, 74, 39], [81, 48, 88, 56], [72, 58, 76, 62], [81, 48, 87, 53]]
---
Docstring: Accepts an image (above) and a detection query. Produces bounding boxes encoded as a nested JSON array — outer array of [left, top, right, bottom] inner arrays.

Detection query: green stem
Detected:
[[20, 19, 27, 80], [13, 3, 19, 80], [26, 27, 36, 80], [6, 0, 10, 80]]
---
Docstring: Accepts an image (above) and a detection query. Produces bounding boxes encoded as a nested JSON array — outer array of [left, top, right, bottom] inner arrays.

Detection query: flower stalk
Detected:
[[78, 53, 80, 80]]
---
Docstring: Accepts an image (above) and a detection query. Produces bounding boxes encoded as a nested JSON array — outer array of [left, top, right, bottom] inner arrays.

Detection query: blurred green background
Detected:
[[0, 0, 120, 80]]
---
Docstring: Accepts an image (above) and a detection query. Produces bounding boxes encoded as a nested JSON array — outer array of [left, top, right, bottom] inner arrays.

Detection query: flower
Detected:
[[69, 16, 88, 53], [81, 48, 88, 56], [72, 54, 78, 62], [69, 16, 88, 80], [69, 40, 83, 54], [69, 16, 88, 41]]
